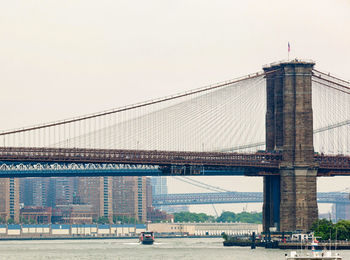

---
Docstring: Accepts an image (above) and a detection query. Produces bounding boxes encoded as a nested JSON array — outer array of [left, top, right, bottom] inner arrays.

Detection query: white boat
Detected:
[[285, 250, 342, 260], [285, 241, 342, 260]]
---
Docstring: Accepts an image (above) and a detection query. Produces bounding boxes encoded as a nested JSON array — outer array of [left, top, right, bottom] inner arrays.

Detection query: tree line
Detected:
[[311, 219, 350, 241], [174, 211, 262, 224]]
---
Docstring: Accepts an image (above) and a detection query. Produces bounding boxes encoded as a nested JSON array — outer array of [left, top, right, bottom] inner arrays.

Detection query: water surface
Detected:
[[0, 238, 349, 260]]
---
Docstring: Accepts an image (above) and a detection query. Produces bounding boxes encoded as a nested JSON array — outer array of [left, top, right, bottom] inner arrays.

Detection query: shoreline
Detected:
[[0, 235, 222, 241], [223, 241, 350, 250]]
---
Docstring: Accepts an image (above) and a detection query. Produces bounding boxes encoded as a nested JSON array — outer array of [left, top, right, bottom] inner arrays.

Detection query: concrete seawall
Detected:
[[0, 223, 261, 239]]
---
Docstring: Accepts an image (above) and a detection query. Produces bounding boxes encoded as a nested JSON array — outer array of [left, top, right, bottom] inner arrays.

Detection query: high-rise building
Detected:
[[20, 177, 75, 208], [17, 175, 151, 224], [112, 176, 147, 222], [136, 176, 147, 222], [151, 177, 168, 196], [0, 178, 19, 222], [20, 178, 50, 207], [51, 177, 75, 206], [78, 177, 113, 221], [146, 177, 152, 209], [333, 203, 350, 221], [151, 176, 168, 211]]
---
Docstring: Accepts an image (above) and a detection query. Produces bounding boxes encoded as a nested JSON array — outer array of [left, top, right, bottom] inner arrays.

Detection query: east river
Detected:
[[1, 237, 350, 260]]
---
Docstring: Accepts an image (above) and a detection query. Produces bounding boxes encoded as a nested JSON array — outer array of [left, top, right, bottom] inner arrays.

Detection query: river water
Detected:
[[0, 237, 349, 260]]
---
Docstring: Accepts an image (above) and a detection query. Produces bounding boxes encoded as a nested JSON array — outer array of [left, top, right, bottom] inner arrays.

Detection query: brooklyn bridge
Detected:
[[1, 60, 349, 232]]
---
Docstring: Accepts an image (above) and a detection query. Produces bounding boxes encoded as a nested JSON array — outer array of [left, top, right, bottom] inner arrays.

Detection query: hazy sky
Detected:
[[1, 0, 350, 214]]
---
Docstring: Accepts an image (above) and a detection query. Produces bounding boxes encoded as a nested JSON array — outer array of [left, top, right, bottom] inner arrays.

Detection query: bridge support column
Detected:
[[263, 60, 318, 232], [280, 168, 318, 231], [263, 175, 280, 231]]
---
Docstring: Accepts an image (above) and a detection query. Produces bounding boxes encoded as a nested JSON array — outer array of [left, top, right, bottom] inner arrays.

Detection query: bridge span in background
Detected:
[[152, 192, 350, 206]]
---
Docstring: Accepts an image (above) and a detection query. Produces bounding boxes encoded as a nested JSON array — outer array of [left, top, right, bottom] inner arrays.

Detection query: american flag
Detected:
[[288, 42, 290, 52]]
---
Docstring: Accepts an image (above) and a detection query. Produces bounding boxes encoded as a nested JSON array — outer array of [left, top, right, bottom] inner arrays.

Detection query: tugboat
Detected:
[[139, 231, 154, 245]]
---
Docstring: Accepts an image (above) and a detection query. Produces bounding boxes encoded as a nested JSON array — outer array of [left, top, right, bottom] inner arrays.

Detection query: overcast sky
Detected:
[[1, 0, 350, 214]]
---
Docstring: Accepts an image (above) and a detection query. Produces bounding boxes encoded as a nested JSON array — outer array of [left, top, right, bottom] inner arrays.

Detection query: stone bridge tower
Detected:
[[263, 60, 318, 232]]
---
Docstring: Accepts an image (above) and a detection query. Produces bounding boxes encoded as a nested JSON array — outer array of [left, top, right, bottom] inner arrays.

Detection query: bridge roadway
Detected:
[[152, 192, 350, 206], [0, 147, 349, 177]]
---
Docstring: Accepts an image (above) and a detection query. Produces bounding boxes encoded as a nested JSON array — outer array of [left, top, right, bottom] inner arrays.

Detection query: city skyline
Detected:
[[1, 0, 350, 217], [1, 1, 350, 259]]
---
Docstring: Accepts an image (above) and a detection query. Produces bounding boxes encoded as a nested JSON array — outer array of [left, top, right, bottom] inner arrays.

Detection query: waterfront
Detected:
[[1, 238, 350, 260]]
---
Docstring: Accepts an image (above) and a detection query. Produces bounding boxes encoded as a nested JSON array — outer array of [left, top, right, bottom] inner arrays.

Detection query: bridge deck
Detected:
[[0, 147, 349, 177], [152, 192, 350, 206]]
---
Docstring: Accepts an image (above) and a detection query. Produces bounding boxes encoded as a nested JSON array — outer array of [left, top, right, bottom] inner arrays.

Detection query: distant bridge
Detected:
[[152, 192, 350, 206]]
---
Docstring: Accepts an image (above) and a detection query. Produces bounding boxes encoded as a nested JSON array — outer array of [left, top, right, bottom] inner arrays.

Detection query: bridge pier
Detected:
[[263, 175, 280, 230], [263, 60, 318, 232], [279, 167, 318, 231]]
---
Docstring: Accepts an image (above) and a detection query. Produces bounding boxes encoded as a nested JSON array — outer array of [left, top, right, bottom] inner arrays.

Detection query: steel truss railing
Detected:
[[152, 192, 350, 206], [0, 147, 349, 177], [0, 147, 281, 168]]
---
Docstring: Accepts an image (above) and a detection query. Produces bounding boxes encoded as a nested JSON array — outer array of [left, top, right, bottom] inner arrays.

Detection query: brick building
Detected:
[[14, 176, 151, 224], [20, 177, 76, 208], [20, 206, 52, 224], [112, 176, 148, 222], [147, 207, 173, 223], [77, 177, 113, 221], [0, 178, 19, 222], [52, 204, 94, 224]]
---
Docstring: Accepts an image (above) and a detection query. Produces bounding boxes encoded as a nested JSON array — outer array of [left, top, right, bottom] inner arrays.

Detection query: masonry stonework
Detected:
[[263, 60, 318, 232]]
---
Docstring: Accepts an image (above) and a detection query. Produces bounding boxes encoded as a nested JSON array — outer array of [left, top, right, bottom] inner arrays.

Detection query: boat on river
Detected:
[[285, 251, 342, 260], [285, 240, 342, 260], [139, 231, 154, 245]]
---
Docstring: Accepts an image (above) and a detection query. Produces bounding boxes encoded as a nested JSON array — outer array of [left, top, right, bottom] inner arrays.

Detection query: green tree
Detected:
[[174, 211, 263, 223], [95, 216, 110, 224], [174, 212, 215, 223], [311, 219, 335, 240], [19, 216, 37, 224], [216, 211, 262, 224], [217, 211, 236, 222], [235, 212, 262, 224], [222, 232, 228, 241], [311, 219, 350, 241], [19, 217, 28, 224], [7, 218, 15, 224], [335, 220, 350, 241], [113, 215, 140, 224]]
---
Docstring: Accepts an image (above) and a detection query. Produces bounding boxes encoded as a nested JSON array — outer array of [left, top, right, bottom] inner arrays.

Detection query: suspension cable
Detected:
[[0, 72, 265, 136]]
